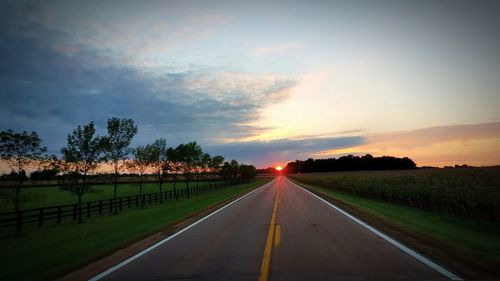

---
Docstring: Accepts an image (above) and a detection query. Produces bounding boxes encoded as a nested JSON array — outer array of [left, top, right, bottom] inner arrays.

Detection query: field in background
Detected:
[[289, 167, 500, 220], [0, 178, 272, 281], [0, 181, 214, 212]]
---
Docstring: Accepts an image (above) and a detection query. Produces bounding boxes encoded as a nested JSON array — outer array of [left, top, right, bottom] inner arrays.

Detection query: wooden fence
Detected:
[[0, 179, 250, 229]]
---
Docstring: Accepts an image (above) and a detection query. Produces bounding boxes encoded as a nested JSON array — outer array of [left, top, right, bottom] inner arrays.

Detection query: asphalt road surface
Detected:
[[92, 176, 460, 281]]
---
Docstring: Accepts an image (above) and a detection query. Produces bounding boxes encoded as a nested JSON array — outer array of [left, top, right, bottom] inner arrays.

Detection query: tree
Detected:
[[149, 138, 168, 202], [177, 142, 202, 197], [30, 167, 59, 181], [210, 155, 225, 174], [210, 155, 224, 174], [102, 117, 137, 214], [59, 122, 103, 223], [239, 164, 257, 181], [0, 170, 28, 181], [220, 160, 240, 182], [200, 153, 211, 187], [30, 154, 60, 181], [192, 151, 207, 195], [0, 130, 47, 228], [283, 154, 417, 174], [166, 146, 182, 200], [126, 145, 151, 206]]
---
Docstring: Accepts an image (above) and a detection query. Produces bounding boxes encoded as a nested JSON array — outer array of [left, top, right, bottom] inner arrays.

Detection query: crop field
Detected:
[[289, 167, 500, 221], [0, 181, 212, 212]]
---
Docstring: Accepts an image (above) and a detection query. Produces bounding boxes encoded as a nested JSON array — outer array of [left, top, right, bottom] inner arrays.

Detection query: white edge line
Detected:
[[286, 178, 463, 281], [89, 179, 275, 281]]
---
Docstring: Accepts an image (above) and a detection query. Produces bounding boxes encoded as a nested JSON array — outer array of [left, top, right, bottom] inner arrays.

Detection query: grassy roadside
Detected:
[[288, 177, 500, 276], [0, 178, 272, 281]]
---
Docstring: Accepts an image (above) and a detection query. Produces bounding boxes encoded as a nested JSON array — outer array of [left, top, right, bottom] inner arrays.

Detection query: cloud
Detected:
[[252, 42, 301, 55], [366, 122, 500, 149], [314, 122, 500, 167], [1, 1, 231, 71], [0, 4, 299, 157], [205, 136, 365, 167], [173, 71, 298, 108]]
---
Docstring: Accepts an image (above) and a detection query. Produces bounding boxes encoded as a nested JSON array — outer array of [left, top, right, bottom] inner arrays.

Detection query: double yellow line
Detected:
[[258, 188, 281, 281]]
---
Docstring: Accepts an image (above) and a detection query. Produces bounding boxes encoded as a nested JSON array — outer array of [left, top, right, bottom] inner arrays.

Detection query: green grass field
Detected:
[[0, 181, 213, 212], [288, 173, 500, 272], [0, 178, 272, 281]]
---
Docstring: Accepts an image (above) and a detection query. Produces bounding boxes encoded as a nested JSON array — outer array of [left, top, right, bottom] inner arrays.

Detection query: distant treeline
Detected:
[[257, 167, 281, 175], [285, 154, 416, 174]]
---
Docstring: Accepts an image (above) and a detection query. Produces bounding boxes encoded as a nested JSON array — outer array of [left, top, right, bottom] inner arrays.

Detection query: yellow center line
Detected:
[[274, 225, 281, 247], [258, 188, 280, 281]]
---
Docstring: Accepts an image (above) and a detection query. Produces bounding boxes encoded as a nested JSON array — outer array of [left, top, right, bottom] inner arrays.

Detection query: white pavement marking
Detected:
[[287, 178, 463, 281], [89, 179, 275, 281]]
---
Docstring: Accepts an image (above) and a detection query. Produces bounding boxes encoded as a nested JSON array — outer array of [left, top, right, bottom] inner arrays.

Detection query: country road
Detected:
[[91, 176, 460, 281]]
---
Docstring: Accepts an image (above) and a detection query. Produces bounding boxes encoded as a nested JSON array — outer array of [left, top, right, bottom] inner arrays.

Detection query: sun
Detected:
[[275, 166, 283, 171]]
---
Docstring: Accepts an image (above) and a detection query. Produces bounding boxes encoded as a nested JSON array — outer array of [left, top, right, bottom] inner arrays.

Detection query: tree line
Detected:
[[284, 154, 416, 174], [0, 117, 257, 228]]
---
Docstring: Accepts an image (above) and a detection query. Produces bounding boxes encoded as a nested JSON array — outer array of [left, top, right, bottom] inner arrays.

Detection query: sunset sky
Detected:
[[1, 0, 500, 168]]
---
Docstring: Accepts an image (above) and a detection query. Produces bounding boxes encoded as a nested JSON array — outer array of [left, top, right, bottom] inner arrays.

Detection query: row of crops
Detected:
[[289, 167, 500, 221]]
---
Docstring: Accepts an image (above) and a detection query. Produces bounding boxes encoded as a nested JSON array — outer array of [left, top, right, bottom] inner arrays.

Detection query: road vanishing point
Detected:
[[90, 176, 462, 281]]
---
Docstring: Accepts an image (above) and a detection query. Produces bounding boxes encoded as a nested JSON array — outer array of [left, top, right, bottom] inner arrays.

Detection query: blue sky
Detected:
[[1, 0, 500, 167]]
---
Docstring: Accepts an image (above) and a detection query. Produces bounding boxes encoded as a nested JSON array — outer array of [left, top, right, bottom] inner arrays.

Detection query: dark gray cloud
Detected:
[[0, 2, 298, 160], [205, 136, 365, 167]]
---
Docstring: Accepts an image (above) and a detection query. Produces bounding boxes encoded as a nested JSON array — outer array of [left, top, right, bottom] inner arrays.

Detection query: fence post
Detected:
[[128, 196, 131, 209], [119, 198, 123, 211], [57, 206, 62, 224], [109, 199, 113, 213], [72, 204, 77, 220], [155, 193, 158, 203], [87, 202, 91, 217], [136, 195, 139, 207], [99, 200, 103, 215], [16, 211, 23, 231], [38, 208, 44, 227]]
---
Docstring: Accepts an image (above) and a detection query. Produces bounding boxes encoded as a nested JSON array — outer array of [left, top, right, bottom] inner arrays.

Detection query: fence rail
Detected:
[[0, 179, 250, 229]]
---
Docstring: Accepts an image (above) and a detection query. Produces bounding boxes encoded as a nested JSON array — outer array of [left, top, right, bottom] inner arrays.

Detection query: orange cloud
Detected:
[[315, 122, 500, 167]]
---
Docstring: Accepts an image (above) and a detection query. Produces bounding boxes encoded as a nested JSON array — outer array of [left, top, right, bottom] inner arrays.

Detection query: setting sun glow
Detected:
[[275, 166, 283, 171]]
